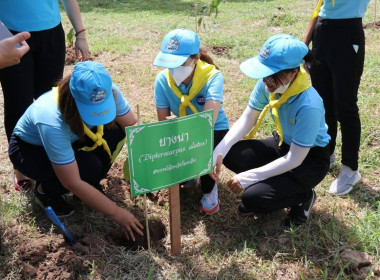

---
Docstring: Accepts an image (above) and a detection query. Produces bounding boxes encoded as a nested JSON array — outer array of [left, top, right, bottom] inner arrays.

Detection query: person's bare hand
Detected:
[[209, 155, 223, 182], [227, 176, 243, 194], [0, 32, 31, 69], [113, 207, 144, 241], [75, 37, 89, 61]]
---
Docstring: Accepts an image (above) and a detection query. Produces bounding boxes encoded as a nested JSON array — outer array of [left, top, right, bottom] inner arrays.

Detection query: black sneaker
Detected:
[[34, 187, 75, 218], [284, 189, 317, 227], [238, 203, 255, 216]]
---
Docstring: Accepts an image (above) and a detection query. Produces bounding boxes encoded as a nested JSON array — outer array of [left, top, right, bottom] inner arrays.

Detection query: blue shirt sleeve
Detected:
[[292, 107, 323, 148], [248, 79, 268, 111], [37, 123, 75, 165], [154, 71, 170, 109], [113, 84, 131, 117], [204, 72, 224, 103]]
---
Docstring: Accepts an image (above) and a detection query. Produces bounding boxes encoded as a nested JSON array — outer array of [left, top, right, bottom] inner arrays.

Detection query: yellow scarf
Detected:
[[244, 66, 311, 146], [52, 87, 112, 158], [311, 0, 335, 19], [80, 124, 112, 158], [166, 59, 219, 117]]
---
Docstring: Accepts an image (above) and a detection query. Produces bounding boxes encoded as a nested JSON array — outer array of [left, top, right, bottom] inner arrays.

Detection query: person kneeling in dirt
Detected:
[[8, 61, 143, 241], [211, 34, 331, 226]]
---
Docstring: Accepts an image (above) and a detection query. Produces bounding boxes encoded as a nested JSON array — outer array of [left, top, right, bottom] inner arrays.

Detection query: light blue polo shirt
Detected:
[[154, 69, 229, 131], [14, 84, 130, 165], [249, 80, 330, 148], [319, 0, 370, 19], [0, 0, 61, 32]]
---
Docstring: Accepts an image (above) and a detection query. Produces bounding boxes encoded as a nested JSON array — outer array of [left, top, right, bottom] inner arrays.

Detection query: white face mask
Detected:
[[169, 59, 195, 86], [265, 81, 291, 94]]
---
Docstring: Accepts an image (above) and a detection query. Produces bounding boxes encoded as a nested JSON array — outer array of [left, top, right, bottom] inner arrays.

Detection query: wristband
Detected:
[[75, 29, 86, 36]]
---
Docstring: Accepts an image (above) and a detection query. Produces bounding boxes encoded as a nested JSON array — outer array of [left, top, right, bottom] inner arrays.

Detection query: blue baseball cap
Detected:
[[154, 28, 200, 68], [240, 34, 308, 79], [69, 61, 116, 126]]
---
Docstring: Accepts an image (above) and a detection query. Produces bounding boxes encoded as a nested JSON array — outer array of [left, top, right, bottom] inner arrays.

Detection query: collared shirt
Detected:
[[249, 79, 330, 148], [319, 0, 370, 19], [0, 0, 61, 32], [14, 84, 130, 165], [154, 69, 229, 131]]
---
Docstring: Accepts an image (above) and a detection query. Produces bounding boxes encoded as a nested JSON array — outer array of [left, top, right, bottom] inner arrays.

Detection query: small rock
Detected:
[[340, 249, 373, 271]]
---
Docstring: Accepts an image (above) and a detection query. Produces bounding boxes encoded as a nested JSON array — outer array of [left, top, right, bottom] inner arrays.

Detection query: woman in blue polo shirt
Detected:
[[153, 29, 229, 215], [0, 0, 89, 190], [303, 0, 370, 196], [212, 34, 331, 226], [8, 61, 143, 241]]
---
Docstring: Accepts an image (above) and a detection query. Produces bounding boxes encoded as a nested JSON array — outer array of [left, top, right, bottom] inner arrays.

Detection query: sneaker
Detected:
[[284, 189, 317, 227], [34, 187, 75, 218], [200, 197, 220, 215], [200, 184, 219, 215], [329, 152, 337, 169], [329, 164, 361, 195], [238, 203, 254, 216]]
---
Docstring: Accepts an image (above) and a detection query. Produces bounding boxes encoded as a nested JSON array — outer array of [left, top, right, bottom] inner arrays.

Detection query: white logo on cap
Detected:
[[259, 46, 270, 60], [166, 36, 180, 53], [91, 90, 106, 104]]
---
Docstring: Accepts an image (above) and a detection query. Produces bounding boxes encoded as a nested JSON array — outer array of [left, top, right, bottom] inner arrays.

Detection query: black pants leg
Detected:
[[311, 18, 364, 171], [0, 23, 65, 140], [200, 129, 228, 194], [8, 124, 126, 196], [223, 133, 329, 214]]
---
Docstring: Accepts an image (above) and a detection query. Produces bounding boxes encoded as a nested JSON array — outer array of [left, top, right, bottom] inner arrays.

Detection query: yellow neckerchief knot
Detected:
[[244, 66, 311, 146], [52, 87, 115, 159], [311, 0, 335, 19], [80, 124, 112, 158], [166, 59, 219, 117]]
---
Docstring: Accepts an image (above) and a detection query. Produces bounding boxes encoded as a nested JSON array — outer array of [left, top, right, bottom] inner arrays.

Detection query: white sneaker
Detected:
[[329, 164, 361, 195], [329, 153, 337, 169]]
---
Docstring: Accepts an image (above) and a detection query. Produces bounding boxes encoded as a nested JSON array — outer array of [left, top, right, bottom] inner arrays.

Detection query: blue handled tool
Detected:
[[45, 206, 75, 244]]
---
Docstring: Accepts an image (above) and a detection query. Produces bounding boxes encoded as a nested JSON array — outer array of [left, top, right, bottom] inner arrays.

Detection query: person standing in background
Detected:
[[303, 0, 370, 195], [0, 0, 90, 189]]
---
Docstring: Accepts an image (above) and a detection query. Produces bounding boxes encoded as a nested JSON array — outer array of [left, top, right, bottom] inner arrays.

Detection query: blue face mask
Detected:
[[169, 59, 195, 86]]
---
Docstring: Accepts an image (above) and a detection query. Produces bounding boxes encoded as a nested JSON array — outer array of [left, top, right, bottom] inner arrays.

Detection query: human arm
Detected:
[[61, 0, 89, 60], [52, 161, 143, 240], [204, 100, 221, 125], [116, 110, 138, 129], [303, 16, 318, 47], [210, 106, 260, 181], [228, 143, 310, 193], [156, 108, 172, 121], [0, 32, 31, 69]]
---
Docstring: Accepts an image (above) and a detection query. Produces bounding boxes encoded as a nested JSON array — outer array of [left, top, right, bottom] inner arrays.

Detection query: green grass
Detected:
[[0, 0, 379, 279]]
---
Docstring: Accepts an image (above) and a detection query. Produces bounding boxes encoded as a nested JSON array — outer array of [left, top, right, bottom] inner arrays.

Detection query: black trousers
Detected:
[[310, 18, 365, 171], [223, 132, 329, 214], [8, 124, 125, 196], [200, 129, 229, 193], [0, 23, 66, 140]]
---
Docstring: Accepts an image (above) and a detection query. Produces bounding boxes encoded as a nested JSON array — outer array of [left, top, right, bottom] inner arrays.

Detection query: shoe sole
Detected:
[[331, 175, 361, 196], [34, 196, 75, 218], [200, 204, 220, 215]]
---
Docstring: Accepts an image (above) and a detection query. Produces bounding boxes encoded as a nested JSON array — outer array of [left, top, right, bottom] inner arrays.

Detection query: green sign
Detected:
[[126, 110, 214, 197]]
